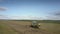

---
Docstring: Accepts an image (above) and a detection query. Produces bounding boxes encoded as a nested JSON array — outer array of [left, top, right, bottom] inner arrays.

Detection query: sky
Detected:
[[0, 0, 60, 20]]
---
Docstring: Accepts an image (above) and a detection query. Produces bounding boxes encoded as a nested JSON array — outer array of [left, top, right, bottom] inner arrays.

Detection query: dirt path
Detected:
[[4, 21, 51, 34]]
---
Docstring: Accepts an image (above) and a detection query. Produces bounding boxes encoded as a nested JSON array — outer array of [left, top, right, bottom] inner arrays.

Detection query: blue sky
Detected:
[[0, 0, 60, 20]]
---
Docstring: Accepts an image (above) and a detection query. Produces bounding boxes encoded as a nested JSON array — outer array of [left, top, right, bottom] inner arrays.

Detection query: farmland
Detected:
[[0, 20, 60, 34]]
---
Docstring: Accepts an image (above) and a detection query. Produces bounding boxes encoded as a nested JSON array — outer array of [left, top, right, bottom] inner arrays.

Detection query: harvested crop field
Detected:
[[0, 20, 60, 34]]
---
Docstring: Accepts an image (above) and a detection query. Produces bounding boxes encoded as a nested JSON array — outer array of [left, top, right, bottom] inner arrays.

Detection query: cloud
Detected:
[[45, 16, 60, 20], [48, 11, 60, 16], [8, 16, 42, 20], [0, 14, 60, 20], [0, 15, 43, 20], [0, 7, 8, 11], [53, 11, 60, 16], [0, 15, 9, 19], [45, 11, 60, 20]]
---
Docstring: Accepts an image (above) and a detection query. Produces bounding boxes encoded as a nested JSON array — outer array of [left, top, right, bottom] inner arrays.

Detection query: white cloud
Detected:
[[0, 14, 60, 20], [8, 16, 42, 20], [45, 15, 60, 20], [0, 15, 44, 20]]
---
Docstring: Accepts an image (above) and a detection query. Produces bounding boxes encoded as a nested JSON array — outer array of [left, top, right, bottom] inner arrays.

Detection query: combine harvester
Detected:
[[30, 21, 41, 29], [24, 21, 41, 34]]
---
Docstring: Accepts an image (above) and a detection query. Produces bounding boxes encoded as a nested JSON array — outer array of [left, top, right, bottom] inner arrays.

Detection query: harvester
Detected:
[[30, 21, 41, 29]]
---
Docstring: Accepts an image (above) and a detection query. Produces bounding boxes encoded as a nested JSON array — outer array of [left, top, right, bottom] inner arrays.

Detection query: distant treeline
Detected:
[[0, 20, 60, 24], [9, 20, 60, 24], [37, 20, 60, 24]]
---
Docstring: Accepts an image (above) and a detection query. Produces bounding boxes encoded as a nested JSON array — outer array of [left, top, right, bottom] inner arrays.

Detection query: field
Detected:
[[0, 20, 60, 34]]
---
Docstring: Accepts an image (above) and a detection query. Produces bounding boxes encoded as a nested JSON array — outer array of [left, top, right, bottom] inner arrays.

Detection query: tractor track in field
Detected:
[[4, 21, 51, 34]]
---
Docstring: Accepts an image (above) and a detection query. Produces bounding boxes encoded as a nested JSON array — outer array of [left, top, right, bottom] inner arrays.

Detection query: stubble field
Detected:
[[0, 20, 60, 34]]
